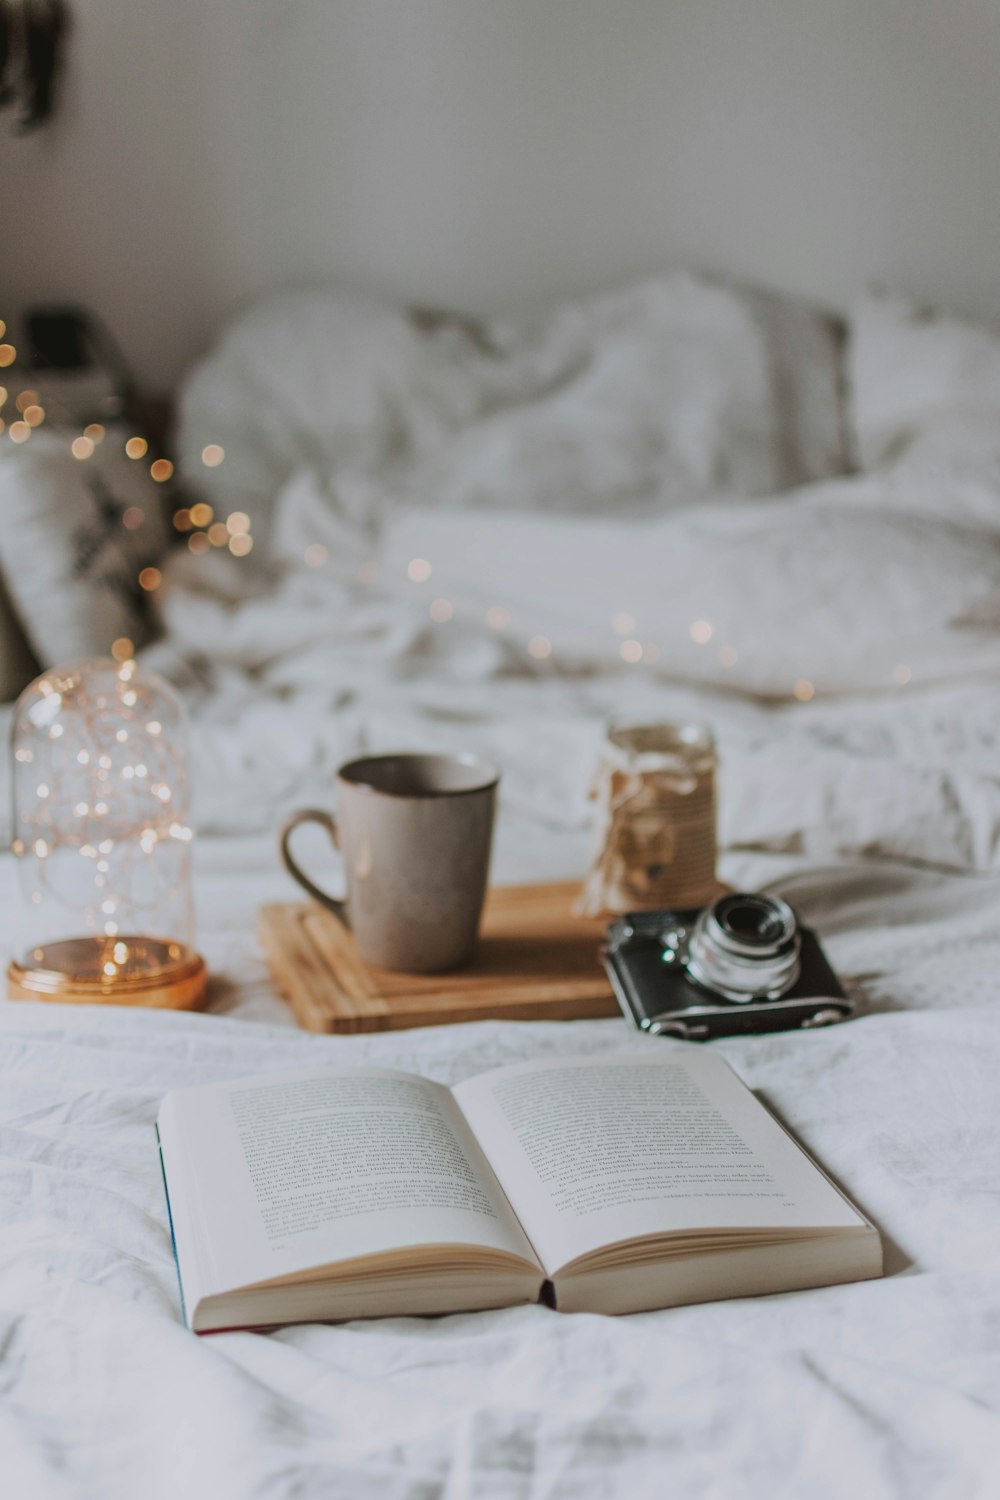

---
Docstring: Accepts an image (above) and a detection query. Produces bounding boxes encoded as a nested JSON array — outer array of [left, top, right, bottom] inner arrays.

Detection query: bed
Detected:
[[2, 273, 999, 1498]]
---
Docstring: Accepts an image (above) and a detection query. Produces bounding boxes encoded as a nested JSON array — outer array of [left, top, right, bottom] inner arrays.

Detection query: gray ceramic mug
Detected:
[[280, 753, 499, 973]]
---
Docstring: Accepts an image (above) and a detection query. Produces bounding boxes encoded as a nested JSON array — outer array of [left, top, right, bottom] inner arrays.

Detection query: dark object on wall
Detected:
[[22, 303, 138, 425], [0, 4, 13, 106], [15, 302, 173, 455], [0, 0, 70, 132]]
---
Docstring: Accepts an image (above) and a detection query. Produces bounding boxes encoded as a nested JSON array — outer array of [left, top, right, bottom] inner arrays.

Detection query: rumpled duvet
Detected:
[[3, 898, 1000, 1498], [3, 280, 1000, 1497]]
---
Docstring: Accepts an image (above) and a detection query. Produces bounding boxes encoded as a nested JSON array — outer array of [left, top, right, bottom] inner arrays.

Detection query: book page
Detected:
[[159, 1066, 539, 1300], [453, 1050, 866, 1275]]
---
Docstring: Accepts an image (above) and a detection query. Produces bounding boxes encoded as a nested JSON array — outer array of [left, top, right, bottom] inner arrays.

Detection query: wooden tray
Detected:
[[258, 882, 618, 1033]]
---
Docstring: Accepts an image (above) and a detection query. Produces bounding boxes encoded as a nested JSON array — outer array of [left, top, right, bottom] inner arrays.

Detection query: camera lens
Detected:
[[685, 892, 801, 1003], [715, 894, 794, 949]]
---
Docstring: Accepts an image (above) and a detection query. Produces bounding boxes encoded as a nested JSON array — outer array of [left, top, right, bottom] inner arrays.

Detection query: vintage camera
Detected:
[[603, 892, 852, 1040]]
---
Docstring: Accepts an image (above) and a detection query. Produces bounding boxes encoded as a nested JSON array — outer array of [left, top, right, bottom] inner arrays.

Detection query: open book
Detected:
[[157, 1050, 882, 1332]]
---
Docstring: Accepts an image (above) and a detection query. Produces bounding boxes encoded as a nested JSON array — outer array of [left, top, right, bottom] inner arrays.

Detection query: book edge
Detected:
[[157, 1123, 190, 1331]]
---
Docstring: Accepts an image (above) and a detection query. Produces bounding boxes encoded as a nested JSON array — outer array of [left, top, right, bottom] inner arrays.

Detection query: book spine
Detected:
[[156, 1124, 189, 1331]]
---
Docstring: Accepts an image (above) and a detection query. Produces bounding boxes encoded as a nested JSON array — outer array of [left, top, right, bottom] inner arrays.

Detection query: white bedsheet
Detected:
[[3, 749, 1000, 1498], [3, 848, 1000, 1499], [4, 407, 1000, 1495]]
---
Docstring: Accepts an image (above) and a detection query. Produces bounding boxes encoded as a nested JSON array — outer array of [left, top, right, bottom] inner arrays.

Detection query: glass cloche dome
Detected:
[[7, 656, 206, 1008]]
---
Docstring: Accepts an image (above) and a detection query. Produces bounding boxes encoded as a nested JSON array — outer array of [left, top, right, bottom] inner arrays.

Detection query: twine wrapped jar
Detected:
[[577, 722, 720, 916]]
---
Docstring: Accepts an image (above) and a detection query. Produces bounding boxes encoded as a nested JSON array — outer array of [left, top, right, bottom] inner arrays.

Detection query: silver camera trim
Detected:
[[676, 893, 802, 1003], [603, 894, 853, 1040]]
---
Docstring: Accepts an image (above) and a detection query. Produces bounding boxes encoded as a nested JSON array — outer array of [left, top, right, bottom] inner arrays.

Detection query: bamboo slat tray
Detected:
[[258, 881, 618, 1033]]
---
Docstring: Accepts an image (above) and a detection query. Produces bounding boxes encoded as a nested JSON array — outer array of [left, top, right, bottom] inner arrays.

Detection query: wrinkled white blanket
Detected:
[[3, 850, 1000, 1499], [4, 283, 1000, 1495], [145, 436, 1000, 882], [4, 540, 1000, 1497]]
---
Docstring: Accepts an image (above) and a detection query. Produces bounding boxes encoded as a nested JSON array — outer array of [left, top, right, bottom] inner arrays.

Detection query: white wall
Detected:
[[3, 0, 1000, 394]]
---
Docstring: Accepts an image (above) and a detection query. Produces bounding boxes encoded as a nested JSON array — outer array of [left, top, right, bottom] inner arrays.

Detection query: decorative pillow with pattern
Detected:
[[0, 424, 172, 668]]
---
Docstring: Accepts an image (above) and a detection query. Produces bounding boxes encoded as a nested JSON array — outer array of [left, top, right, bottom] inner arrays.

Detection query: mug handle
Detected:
[[280, 809, 348, 923]]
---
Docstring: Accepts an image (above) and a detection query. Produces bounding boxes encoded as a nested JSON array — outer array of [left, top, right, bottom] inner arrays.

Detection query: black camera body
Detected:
[[603, 892, 852, 1041]]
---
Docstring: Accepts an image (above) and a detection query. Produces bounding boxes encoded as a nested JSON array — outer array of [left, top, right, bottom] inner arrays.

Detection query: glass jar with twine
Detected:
[[577, 722, 721, 916]]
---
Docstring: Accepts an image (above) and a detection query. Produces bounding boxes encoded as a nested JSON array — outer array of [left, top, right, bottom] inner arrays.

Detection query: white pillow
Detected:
[[381, 277, 849, 517], [176, 275, 848, 545], [0, 425, 171, 667], [849, 290, 1000, 469], [379, 484, 1000, 698]]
